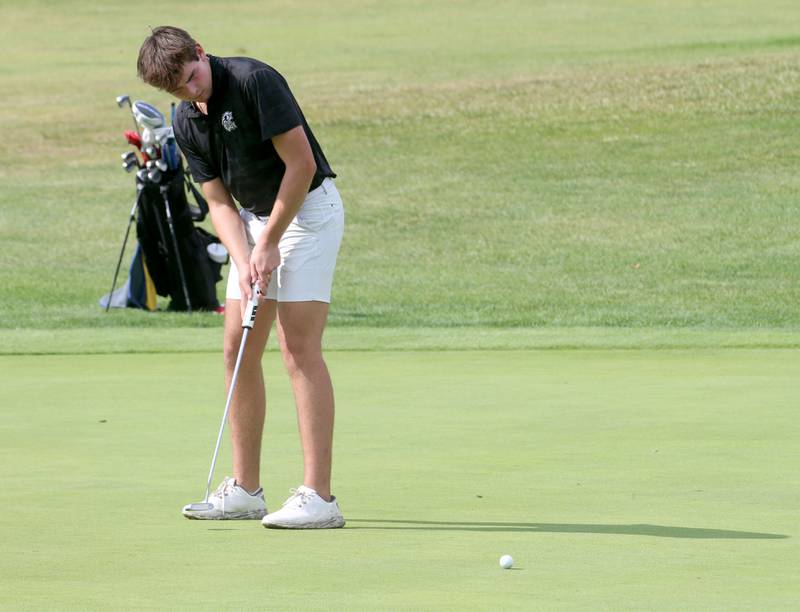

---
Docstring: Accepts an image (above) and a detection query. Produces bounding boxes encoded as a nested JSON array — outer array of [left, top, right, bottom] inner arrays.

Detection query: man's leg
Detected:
[[276, 300, 335, 501], [223, 297, 276, 493]]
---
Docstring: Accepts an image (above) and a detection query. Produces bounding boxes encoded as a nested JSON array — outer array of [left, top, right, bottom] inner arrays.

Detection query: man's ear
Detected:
[[196, 43, 207, 60]]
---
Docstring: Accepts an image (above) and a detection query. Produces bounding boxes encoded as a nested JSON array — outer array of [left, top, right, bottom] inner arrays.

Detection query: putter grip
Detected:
[[242, 286, 260, 329]]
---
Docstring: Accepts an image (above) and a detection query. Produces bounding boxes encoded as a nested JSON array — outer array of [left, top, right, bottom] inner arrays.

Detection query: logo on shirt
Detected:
[[222, 111, 237, 132]]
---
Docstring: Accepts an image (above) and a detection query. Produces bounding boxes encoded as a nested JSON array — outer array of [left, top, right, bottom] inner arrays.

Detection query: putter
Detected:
[[186, 286, 261, 512]]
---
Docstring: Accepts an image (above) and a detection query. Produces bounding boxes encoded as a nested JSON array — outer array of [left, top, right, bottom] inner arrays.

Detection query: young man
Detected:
[[137, 26, 345, 528]]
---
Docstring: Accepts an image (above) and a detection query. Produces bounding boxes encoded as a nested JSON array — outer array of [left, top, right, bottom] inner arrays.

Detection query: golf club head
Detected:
[[185, 502, 215, 512], [148, 168, 162, 183], [124, 130, 142, 149], [153, 126, 174, 145], [136, 168, 149, 183], [144, 145, 159, 160], [121, 151, 138, 163], [116, 94, 130, 108], [132, 100, 165, 130], [122, 160, 137, 173], [156, 159, 168, 172]]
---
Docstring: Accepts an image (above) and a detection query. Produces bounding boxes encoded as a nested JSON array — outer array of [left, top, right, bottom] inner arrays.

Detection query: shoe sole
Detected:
[[262, 516, 345, 529], [183, 509, 267, 520]]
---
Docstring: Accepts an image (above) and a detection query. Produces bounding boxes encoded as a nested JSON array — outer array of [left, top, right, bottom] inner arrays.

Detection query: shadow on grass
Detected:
[[346, 519, 788, 539]]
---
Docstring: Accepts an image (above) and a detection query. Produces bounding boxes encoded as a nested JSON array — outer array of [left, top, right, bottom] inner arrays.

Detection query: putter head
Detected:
[[185, 502, 215, 512], [116, 95, 130, 108]]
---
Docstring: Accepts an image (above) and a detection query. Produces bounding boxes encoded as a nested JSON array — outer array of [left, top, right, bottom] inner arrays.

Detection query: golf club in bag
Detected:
[[185, 286, 261, 513]]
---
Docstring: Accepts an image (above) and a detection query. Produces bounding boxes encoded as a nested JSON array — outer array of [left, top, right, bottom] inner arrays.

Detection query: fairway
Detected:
[[2, 348, 797, 609], [2, 1, 800, 328]]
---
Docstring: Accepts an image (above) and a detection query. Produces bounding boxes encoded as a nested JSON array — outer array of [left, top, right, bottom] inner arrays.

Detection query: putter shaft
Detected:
[[203, 289, 260, 502], [204, 326, 250, 502]]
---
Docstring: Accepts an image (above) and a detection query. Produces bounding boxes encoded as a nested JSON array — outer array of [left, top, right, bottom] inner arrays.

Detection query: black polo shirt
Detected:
[[174, 55, 335, 216]]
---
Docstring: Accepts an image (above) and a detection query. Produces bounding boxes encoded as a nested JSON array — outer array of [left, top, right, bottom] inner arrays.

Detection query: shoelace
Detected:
[[283, 488, 312, 509], [211, 477, 237, 514]]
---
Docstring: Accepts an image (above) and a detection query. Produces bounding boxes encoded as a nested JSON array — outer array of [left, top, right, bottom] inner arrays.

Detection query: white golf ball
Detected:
[[499, 554, 514, 569]]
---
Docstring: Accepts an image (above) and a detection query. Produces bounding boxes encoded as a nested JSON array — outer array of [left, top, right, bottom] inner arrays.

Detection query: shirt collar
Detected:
[[206, 55, 227, 111], [183, 55, 226, 118]]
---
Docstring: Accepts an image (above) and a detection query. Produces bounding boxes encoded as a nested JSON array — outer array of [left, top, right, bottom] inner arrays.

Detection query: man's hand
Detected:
[[237, 265, 255, 320], [250, 241, 281, 296], [242, 125, 314, 303], [199, 178, 257, 321]]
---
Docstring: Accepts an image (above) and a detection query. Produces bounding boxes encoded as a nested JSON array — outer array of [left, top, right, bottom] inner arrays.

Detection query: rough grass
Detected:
[[1, 1, 799, 329]]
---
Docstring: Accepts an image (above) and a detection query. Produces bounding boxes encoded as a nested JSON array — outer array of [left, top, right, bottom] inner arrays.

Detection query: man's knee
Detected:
[[223, 331, 244, 370], [280, 334, 322, 374]]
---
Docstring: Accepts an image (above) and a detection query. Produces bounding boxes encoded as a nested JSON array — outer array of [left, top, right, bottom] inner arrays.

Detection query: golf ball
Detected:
[[499, 554, 514, 569]]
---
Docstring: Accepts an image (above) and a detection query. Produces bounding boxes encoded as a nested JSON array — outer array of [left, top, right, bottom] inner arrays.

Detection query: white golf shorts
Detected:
[[226, 178, 344, 303]]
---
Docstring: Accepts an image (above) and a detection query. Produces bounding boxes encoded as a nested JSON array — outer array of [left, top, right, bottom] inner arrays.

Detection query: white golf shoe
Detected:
[[262, 485, 345, 529], [182, 476, 267, 520]]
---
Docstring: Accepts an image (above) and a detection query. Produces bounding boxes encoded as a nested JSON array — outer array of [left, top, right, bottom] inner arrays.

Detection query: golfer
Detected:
[[137, 26, 345, 528]]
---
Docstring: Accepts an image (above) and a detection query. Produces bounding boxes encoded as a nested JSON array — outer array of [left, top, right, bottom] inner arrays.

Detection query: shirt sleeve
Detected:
[[243, 68, 303, 141], [173, 112, 217, 183]]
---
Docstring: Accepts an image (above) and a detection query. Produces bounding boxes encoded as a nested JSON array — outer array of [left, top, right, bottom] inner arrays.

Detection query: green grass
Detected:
[[1, 1, 800, 328], [1, 348, 798, 609], [2, 326, 800, 355]]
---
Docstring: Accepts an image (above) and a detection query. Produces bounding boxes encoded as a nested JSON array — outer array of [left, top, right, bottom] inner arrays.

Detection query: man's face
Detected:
[[169, 45, 212, 103]]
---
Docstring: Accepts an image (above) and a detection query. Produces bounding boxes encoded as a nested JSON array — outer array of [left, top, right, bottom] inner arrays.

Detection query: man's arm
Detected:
[[249, 125, 317, 293], [201, 178, 253, 303]]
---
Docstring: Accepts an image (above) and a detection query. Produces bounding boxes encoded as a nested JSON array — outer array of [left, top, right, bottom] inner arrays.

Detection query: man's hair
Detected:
[[137, 26, 200, 91]]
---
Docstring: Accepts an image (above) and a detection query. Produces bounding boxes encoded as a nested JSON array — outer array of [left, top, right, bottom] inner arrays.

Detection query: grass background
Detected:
[[1, 0, 799, 329]]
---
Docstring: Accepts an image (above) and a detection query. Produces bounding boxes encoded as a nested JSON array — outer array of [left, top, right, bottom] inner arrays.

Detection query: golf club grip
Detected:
[[242, 286, 260, 329]]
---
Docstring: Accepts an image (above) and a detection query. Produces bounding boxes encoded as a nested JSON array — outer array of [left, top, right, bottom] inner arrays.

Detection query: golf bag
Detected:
[[106, 97, 226, 313], [136, 164, 224, 311], [99, 244, 158, 311]]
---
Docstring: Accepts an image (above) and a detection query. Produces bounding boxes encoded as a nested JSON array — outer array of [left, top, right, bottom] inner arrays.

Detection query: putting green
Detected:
[[1, 349, 797, 609]]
